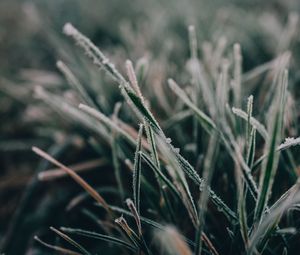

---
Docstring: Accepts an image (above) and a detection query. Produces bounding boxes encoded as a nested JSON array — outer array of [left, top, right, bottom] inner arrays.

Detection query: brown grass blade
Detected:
[[32, 146, 111, 214]]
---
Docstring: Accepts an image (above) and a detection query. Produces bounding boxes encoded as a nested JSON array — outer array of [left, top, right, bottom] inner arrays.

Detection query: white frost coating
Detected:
[[174, 148, 180, 153], [232, 107, 268, 140], [278, 137, 300, 150], [165, 137, 172, 144], [188, 25, 195, 32], [63, 22, 77, 36], [79, 103, 135, 145], [62, 22, 128, 85]]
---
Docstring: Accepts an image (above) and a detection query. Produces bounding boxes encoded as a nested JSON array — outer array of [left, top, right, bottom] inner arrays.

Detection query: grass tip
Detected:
[[32, 146, 39, 153], [78, 103, 86, 109], [63, 22, 76, 35], [33, 85, 45, 98], [167, 78, 175, 88], [125, 198, 132, 204], [234, 43, 241, 52], [188, 25, 195, 31], [125, 59, 132, 66], [56, 60, 64, 68]]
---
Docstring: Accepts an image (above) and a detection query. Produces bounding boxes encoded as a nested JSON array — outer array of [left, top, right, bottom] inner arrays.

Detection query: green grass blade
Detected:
[[123, 86, 161, 132], [232, 107, 268, 140], [146, 125, 197, 224], [61, 227, 137, 252], [168, 79, 216, 133], [252, 136, 300, 170], [233, 44, 242, 108], [79, 103, 136, 145], [254, 70, 287, 223], [106, 205, 195, 247], [246, 95, 253, 147], [238, 185, 249, 248], [140, 152, 181, 201], [133, 124, 144, 213], [188, 25, 200, 157], [63, 24, 237, 226], [246, 128, 256, 169], [167, 78, 258, 204], [194, 134, 219, 255], [249, 182, 300, 254], [144, 123, 160, 168], [111, 102, 125, 200], [63, 23, 126, 84], [111, 135, 124, 200], [175, 149, 237, 223], [56, 60, 96, 108], [34, 87, 110, 142], [255, 120, 280, 221], [157, 138, 237, 224]]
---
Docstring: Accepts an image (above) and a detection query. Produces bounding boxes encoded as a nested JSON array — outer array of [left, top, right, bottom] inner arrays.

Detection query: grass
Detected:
[[28, 21, 300, 254], [2, 1, 300, 254]]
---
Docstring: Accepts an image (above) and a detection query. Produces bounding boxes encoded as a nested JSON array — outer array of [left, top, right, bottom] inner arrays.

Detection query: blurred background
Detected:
[[1, 0, 300, 254]]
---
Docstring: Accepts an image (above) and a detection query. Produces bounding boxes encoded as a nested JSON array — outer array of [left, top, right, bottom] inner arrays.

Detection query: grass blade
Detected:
[[38, 158, 107, 181], [246, 128, 256, 169], [133, 124, 144, 213], [115, 216, 141, 248], [111, 102, 125, 200], [32, 146, 111, 214], [123, 85, 161, 132], [126, 198, 142, 236], [167, 79, 255, 218], [34, 236, 81, 255], [254, 70, 288, 223], [163, 141, 238, 224], [140, 152, 181, 201], [63, 24, 236, 225], [232, 107, 268, 140], [63, 24, 237, 227], [60, 227, 137, 252], [50, 227, 91, 255], [111, 135, 124, 200], [246, 95, 253, 148], [233, 43, 242, 107], [154, 226, 193, 255], [34, 87, 110, 142], [96, 204, 195, 247], [115, 216, 151, 255], [79, 103, 136, 145], [252, 136, 300, 170], [194, 133, 219, 255], [168, 79, 216, 133], [63, 23, 126, 84], [249, 181, 300, 253], [56, 60, 96, 108]]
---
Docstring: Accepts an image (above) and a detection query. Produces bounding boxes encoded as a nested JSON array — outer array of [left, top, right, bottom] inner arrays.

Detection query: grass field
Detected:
[[1, 0, 300, 254]]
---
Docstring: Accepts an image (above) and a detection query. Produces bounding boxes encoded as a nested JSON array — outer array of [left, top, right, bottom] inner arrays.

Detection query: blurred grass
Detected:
[[1, 0, 300, 254]]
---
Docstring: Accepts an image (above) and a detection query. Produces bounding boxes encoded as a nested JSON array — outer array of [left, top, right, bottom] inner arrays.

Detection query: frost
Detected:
[[278, 137, 300, 150]]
